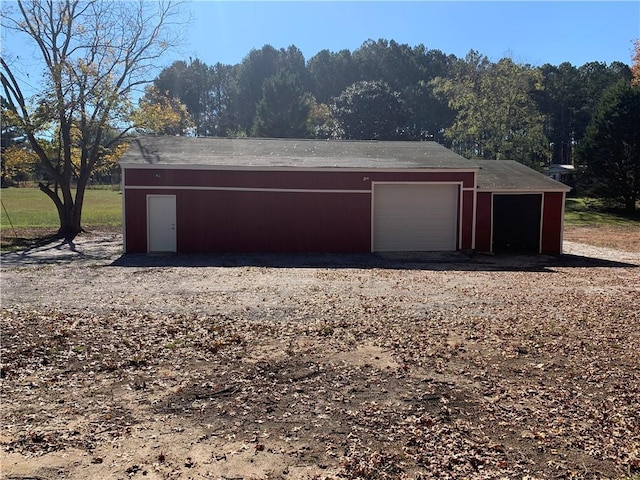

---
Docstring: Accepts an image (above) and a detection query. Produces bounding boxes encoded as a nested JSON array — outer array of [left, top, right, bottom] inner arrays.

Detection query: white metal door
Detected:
[[373, 183, 458, 251], [147, 195, 176, 252]]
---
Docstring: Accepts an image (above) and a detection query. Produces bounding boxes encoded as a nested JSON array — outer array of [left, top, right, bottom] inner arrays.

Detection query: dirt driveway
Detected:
[[1, 230, 639, 479]]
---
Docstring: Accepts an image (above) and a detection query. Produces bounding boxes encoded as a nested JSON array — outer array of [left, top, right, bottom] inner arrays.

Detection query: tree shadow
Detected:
[[1, 232, 63, 253], [0, 230, 115, 266]]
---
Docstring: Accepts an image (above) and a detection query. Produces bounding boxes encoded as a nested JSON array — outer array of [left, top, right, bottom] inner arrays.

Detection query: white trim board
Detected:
[[125, 185, 371, 194]]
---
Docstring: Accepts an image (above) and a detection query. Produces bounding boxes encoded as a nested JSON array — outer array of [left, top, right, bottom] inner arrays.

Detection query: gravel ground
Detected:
[[1, 230, 639, 480]]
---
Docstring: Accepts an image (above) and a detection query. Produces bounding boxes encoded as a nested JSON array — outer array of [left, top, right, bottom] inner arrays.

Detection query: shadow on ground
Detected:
[[108, 251, 638, 272], [2, 231, 637, 272], [0, 232, 121, 267]]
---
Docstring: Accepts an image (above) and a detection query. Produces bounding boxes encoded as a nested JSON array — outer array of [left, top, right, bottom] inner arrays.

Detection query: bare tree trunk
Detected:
[[38, 181, 83, 239]]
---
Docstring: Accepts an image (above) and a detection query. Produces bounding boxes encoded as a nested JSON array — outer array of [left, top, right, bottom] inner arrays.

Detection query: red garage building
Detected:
[[119, 136, 570, 255]]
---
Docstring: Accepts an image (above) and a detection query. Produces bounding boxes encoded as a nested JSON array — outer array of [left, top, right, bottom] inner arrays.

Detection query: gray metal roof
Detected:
[[119, 136, 570, 192], [474, 160, 571, 192], [119, 136, 477, 169]]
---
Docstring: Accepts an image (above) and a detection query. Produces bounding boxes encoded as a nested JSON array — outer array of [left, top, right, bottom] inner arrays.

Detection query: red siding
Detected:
[[461, 190, 474, 250], [123, 167, 478, 254], [124, 190, 148, 253], [178, 190, 370, 253], [474, 191, 565, 254], [124, 166, 563, 255], [124, 169, 476, 190], [475, 192, 493, 252], [541, 192, 565, 254], [124, 188, 370, 253], [367, 171, 475, 189]]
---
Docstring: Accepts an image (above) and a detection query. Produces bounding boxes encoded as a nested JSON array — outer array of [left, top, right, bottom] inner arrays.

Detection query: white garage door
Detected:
[[373, 183, 458, 252]]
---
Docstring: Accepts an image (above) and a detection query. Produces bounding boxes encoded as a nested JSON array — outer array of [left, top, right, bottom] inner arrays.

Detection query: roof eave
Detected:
[[119, 162, 480, 173], [477, 186, 572, 193]]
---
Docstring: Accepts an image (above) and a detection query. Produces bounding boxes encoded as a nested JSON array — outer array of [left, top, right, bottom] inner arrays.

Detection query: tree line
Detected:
[[140, 40, 638, 211], [142, 40, 632, 169]]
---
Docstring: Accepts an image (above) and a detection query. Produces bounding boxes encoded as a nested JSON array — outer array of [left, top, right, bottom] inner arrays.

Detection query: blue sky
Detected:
[[2, 0, 638, 87], [175, 1, 640, 67]]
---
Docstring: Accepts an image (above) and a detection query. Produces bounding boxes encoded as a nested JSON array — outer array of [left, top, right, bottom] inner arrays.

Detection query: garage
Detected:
[[474, 160, 571, 255], [119, 136, 568, 255], [373, 183, 459, 251]]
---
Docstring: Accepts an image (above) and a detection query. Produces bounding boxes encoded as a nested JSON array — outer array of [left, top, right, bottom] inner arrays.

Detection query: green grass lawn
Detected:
[[1, 188, 637, 248], [1, 186, 122, 230], [564, 197, 640, 225]]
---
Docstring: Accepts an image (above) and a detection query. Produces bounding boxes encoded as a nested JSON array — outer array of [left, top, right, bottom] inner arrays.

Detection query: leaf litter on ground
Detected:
[[1, 231, 639, 479]]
